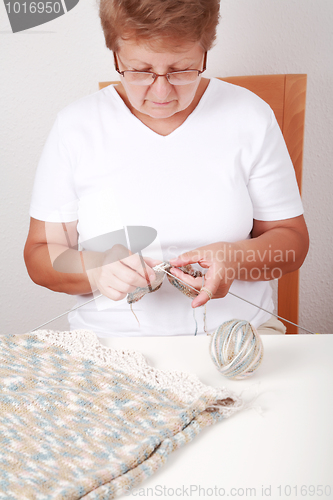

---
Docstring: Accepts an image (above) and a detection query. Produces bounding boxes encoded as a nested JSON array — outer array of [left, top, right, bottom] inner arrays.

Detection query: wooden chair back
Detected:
[[99, 75, 307, 333]]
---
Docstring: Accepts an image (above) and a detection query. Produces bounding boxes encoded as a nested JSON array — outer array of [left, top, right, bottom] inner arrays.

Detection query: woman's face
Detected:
[[115, 40, 206, 121]]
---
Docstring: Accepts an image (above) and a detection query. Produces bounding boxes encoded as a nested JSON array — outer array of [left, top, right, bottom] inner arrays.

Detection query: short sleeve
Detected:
[[29, 114, 78, 223], [248, 109, 304, 221]]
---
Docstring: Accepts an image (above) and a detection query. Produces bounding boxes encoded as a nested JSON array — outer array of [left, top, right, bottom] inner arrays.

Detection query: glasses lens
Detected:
[[124, 72, 155, 85], [168, 71, 199, 85]]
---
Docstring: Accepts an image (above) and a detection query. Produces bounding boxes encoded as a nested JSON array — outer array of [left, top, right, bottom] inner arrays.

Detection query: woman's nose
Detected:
[[150, 75, 173, 99]]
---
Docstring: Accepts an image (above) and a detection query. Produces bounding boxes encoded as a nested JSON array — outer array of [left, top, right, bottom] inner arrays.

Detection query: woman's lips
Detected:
[[151, 101, 172, 106]]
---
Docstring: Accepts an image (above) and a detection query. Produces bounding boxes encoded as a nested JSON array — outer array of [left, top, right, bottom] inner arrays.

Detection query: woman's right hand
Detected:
[[24, 218, 161, 299], [87, 244, 161, 301]]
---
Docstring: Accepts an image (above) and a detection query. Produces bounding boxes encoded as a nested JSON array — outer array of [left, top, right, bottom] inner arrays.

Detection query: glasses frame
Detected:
[[113, 51, 207, 86]]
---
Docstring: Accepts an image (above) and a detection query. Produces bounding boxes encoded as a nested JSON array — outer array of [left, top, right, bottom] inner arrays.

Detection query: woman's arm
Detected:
[[24, 218, 96, 295], [168, 215, 309, 307], [24, 218, 157, 298], [236, 215, 309, 279]]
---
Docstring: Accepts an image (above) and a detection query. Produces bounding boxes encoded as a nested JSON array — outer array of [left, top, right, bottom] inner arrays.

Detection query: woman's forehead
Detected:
[[117, 39, 203, 62]]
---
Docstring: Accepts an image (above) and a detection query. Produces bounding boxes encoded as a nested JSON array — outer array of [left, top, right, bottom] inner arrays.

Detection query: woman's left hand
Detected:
[[169, 242, 235, 308]]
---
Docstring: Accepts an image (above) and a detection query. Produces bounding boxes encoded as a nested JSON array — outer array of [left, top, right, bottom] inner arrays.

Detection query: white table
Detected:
[[99, 334, 333, 500]]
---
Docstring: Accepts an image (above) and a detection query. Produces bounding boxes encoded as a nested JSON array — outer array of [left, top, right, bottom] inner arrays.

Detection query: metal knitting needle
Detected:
[[154, 264, 318, 335], [29, 263, 318, 335], [28, 294, 103, 333]]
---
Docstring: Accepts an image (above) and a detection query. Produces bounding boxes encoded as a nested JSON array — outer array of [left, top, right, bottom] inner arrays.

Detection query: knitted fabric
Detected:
[[0, 330, 243, 499], [127, 262, 203, 304]]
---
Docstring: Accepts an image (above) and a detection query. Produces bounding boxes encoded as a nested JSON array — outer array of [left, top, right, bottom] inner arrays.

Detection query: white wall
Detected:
[[1, 0, 332, 335]]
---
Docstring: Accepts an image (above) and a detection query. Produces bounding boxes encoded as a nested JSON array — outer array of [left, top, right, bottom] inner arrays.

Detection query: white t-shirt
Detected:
[[30, 78, 304, 337]]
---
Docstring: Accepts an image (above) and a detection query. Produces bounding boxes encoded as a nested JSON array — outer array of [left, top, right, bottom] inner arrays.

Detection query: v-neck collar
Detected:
[[107, 78, 214, 139]]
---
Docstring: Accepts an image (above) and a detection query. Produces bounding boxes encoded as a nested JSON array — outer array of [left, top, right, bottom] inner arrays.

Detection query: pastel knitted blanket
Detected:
[[0, 330, 243, 499]]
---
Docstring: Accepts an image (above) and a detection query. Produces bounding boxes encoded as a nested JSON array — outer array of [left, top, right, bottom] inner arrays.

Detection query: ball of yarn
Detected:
[[209, 319, 264, 380]]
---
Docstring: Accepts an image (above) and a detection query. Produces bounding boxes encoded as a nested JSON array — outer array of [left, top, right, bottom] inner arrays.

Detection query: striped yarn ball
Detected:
[[209, 320, 264, 380]]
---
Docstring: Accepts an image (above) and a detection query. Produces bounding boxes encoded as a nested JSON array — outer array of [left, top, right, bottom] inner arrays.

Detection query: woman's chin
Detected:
[[142, 101, 180, 119]]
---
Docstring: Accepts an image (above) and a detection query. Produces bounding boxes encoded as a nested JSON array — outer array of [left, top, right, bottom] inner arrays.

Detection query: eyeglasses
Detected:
[[113, 52, 207, 86]]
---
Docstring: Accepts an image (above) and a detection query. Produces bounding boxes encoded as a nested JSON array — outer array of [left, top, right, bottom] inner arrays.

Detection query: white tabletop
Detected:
[[99, 334, 333, 500]]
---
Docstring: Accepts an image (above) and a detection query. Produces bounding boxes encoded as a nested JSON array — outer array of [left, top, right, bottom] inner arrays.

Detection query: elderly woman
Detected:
[[24, 0, 309, 338]]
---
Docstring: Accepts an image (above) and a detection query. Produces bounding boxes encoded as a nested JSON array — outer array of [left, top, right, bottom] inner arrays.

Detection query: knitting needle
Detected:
[[153, 264, 318, 335], [28, 263, 318, 335], [28, 295, 103, 333]]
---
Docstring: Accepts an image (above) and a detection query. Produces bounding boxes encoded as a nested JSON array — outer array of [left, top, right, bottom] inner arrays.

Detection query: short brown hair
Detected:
[[99, 0, 221, 52]]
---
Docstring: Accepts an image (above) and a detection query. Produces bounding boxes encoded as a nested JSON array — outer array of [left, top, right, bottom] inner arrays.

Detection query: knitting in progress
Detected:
[[0, 329, 243, 499], [127, 261, 205, 333], [127, 262, 203, 304]]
